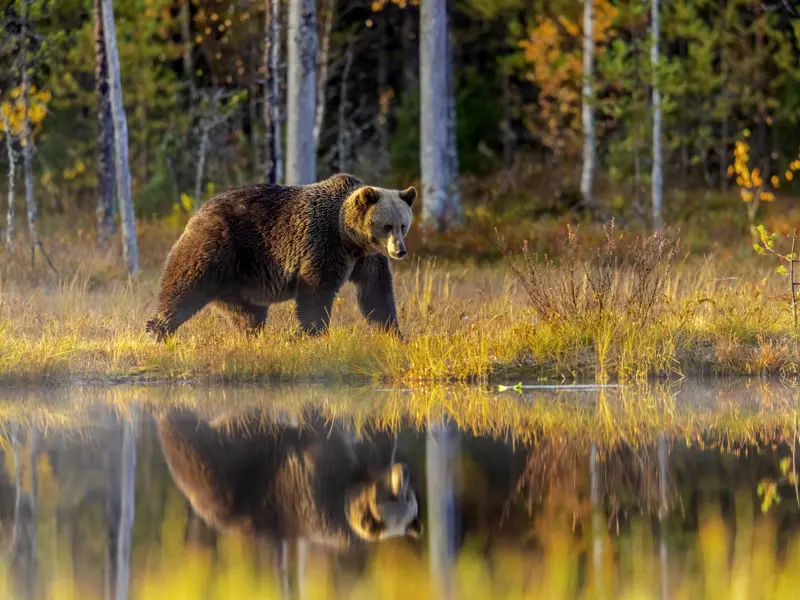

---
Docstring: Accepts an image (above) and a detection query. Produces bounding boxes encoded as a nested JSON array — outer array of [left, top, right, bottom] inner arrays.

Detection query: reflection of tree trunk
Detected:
[[105, 411, 137, 600], [3, 113, 15, 251], [94, 0, 116, 248], [589, 442, 603, 593], [658, 433, 668, 600], [11, 424, 40, 600], [276, 538, 307, 600], [426, 421, 459, 600]]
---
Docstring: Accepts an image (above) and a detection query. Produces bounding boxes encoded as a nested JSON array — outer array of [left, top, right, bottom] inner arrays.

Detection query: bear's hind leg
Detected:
[[213, 299, 269, 335], [146, 288, 213, 342]]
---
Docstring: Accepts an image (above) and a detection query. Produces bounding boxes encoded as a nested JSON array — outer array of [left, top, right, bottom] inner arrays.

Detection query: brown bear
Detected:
[[145, 173, 415, 340], [157, 408, 422, 548]]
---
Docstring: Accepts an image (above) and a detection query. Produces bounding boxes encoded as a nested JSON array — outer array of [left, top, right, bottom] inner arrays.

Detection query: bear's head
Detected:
[[347, 463, 422, 541], [343, 185, 416, 260]]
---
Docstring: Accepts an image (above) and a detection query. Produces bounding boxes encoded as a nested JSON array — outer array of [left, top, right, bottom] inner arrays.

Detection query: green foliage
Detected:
[[390, 67, 503, 181], [752, 224, 796, 276]]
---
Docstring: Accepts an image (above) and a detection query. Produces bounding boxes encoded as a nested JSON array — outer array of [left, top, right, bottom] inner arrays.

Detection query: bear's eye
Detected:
[[384, 224, 392, 233]]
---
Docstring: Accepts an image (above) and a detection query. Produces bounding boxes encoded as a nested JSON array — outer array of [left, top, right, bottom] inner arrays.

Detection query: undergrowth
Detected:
[[0, 218, 797, 385]]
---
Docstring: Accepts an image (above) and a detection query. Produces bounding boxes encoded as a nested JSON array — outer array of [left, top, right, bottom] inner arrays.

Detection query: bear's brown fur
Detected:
[[145, 173, 416, 340], [157, 409, 422, 548]]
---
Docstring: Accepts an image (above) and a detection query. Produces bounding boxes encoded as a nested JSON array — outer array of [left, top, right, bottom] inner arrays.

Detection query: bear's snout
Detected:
[[387, 235, 407, 259]]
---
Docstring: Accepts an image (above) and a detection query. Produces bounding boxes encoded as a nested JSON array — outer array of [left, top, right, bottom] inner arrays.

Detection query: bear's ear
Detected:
[[357, 186, 380, 208], [399, 187, 416, 207]]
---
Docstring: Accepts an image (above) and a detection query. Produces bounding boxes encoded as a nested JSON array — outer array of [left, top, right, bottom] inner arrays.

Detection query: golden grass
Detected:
[[1, 379, 799, 449], [1, 219, 799, 385]]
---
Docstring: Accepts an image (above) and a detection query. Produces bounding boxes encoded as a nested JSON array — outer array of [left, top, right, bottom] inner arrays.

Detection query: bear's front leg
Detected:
[[349, 255, 401, 336], [295, 282, 337, 336]]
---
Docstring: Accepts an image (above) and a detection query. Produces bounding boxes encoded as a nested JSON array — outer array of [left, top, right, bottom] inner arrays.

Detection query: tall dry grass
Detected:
[[0, 219, 797, 385]]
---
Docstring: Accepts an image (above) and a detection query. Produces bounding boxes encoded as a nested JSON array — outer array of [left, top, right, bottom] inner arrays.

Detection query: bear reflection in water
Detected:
[[157, 409, 422, 549]]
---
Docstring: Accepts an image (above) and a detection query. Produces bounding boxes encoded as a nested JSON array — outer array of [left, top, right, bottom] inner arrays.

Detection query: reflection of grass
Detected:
[[3, 493, 800, 599], [1, 222, 799, 385], [1, 381, 799, 448]]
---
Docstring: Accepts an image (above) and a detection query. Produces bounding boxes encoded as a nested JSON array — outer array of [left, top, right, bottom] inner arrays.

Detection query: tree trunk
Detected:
[[376, 10, 391, 176], [313, 0, 335, 154], [581, 0, 595, 209], [194, 125, 210, 210], [3, 114, 15, 252], [402, 6, 418, 92], [101, 0, 139, 275], [249, 64, 261, 180], [651, 0, 663, 231], [94, 0, 116, 249], [337, 39, 354, 172], [264, 0, 282, 184], [21, 0, 39, 265], [500, 72, 513, 170], [286, 0, 317, 185], [180, 0, 195, 100], [420, 0, 452, 231], [444, 5, 461, 223]]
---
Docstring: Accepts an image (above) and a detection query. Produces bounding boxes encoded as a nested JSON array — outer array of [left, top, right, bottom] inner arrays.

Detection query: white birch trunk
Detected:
[[420, 0, 451, 231], [286, 0, 317, 185], [3, 115, 14, 251], [264, 0, 283, 184], [21, 0, 39, 263], [651, 0, 663, 231], [313, 0, 334, 153], [101, 0, 139, 275], [94, 0, 116, 248], [581, 0, 595, 208]]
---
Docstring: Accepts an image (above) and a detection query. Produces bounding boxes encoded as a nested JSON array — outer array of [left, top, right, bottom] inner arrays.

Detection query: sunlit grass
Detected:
[[1, 222, 799, 385], [1, 380, 799, 449]]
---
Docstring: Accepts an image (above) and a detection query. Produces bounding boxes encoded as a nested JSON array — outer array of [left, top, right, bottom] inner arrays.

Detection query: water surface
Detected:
[[3, 381, 800, 599]]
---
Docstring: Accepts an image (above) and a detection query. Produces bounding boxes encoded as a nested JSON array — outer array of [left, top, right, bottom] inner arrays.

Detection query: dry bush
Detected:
[[496, 222, 680, 328]]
